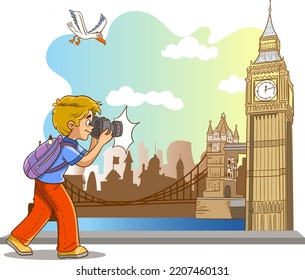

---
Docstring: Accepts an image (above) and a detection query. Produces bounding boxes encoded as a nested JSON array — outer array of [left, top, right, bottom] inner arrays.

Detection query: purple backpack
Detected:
[[23, 135, 75, 179]]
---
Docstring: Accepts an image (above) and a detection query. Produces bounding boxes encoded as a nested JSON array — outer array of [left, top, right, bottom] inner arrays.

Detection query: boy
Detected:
[[7, 95, 112, 258]]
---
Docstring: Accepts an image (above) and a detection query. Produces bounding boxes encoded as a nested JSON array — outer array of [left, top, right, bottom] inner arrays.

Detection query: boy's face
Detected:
[[70, 110, 94, 140]]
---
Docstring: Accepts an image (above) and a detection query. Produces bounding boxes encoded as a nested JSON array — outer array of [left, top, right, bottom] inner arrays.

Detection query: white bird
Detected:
[[67, 10, 107, 45]]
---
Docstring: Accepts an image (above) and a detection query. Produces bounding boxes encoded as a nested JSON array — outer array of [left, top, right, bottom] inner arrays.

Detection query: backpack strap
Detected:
[[45, 141, 78, 173]]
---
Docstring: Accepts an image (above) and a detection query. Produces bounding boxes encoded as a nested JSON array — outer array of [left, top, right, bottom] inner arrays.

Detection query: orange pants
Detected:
[[12, 180, 79, 252]]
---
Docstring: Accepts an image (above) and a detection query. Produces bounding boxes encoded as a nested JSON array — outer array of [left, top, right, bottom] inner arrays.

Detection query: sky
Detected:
[[1, 0, 305, 279], [44, 10, 261, 169]]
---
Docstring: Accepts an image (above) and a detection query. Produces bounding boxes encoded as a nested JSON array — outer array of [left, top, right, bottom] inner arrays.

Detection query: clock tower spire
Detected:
[[245, 2, 294, 231], [255, 0, 281, 64]]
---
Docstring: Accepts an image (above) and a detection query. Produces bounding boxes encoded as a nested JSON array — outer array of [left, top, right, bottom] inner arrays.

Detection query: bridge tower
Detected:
[[245, 2, 294, 230], [204, 113, 241, 198]]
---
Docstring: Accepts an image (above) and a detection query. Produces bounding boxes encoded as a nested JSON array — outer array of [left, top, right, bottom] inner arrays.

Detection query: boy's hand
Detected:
[[99, 129, 113, 145]]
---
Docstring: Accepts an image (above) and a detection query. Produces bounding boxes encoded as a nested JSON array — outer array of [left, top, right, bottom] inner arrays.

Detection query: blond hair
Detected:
[[52, 95, 102, 136]]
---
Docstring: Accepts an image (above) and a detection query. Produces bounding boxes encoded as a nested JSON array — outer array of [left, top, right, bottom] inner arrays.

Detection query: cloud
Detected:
[[106, 86, 184, 110], [218, 75, 246, 94], [161, 36, 218, 61]]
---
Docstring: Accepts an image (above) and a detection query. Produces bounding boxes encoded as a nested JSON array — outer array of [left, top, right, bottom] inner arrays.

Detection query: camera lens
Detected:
[[111, 121, 123, 137]]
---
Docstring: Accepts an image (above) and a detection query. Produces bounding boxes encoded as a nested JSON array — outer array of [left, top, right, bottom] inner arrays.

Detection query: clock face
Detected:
[[255, 80, 277, 101]]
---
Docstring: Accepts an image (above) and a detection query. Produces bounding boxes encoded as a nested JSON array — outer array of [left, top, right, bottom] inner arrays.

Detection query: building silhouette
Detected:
[[176, 157, 184, 180], [138, 153, 177, 196], [162, 141, 196, 178], [78, 148, 188, 202], [123, 151, 134, 185], [99, 152, 138, 201]]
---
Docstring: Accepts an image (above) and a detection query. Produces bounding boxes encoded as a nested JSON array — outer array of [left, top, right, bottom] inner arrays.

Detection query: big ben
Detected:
[[245, 2, 294, 230]]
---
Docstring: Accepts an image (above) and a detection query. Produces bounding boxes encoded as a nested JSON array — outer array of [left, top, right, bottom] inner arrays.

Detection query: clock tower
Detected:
[[245, 2, 294, 230]]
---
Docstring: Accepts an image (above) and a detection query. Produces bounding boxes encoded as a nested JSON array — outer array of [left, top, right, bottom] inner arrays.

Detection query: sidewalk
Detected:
[[1, 230, 305, 244]]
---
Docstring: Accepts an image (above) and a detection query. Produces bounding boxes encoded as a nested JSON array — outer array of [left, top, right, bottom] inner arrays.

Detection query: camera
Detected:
[[90, 116, 123, 138]]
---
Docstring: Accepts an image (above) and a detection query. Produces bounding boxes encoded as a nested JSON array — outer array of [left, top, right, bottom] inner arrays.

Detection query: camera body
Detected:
[[91, 116, 123, 138]]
